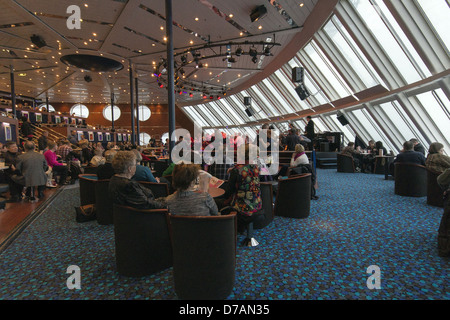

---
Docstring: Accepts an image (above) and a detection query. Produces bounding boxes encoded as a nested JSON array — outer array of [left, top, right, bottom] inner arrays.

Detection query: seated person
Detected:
[[4, 141, 24, 202], [275, 144, 309, 179], [373, 141, 387, 156], [90, 148, 106, 167], [164, 163, 218, 216], [341, 142, 362, 171], [108, 151, 166, 210], [96, 150, 117, 180], [130, 149, 159, 183], [44, 141, 69, 186], [394, 141, 426, 166], [410, 138, 426, 156], [217, 144, 262, 232], [426, 142, 450, 174]]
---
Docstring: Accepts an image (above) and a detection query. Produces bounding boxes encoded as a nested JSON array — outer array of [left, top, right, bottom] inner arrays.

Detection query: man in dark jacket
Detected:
[[410, 138, 426, 156], [285, 128, 302, 151], [394, 141, 426, 165], [304, 116, 315, 150]]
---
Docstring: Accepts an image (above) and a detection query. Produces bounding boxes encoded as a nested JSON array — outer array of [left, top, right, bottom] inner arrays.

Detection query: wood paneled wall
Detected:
[[51, 103, 194, 141]]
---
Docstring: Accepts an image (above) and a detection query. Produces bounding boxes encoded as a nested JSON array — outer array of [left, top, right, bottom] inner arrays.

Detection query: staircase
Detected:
[[315, 151, 338, 169]]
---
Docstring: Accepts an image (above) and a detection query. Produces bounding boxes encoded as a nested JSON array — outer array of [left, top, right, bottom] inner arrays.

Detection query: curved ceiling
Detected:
[[0, 0, 320, 105]]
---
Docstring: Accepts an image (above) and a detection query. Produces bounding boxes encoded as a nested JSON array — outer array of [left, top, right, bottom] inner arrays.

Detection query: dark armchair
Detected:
[[274, 174, 311, 219], [168, 212, 237, 300], [78, 174, 98, 206], [137, 181, 170, 199], [113, 204, 172, 277], [253, 182, 274, 230], [394, 163, 427, 197], [337, 153, 355, 173], [427, 168, 444, 207], [95, 179, 113, 225]]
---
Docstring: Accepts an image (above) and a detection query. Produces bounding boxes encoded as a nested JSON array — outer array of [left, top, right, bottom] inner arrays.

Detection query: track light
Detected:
[[249, 47, 257, 57], [235, 47, 243, 56], [30, 34, 47, 49], [180, 55, 187, 64], [264, 47, 272, 56], [252, 56, 258, 64]]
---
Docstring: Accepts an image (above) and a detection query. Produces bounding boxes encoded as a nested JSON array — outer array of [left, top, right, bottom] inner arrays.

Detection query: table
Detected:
[[376, 155, 395, 180], [208, 186, 225, 198]]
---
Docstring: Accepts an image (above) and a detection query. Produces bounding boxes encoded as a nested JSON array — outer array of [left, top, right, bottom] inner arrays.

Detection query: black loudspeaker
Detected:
[[245, 107, 255, 117], [337, 114, 349, 126], [292, 67, 304, 83], [250, 5, 267, 23], [244, 97, 251, 106], [295, 84, 310, 100], [30, 34, 47, 48]]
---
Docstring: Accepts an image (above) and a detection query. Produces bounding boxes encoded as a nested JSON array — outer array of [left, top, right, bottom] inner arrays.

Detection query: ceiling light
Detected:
[[264, 47, 272, 56], [249, 47, 258, 57], [235, 47, 243, 56], [250, 5, 267, 23], [252, 56, 258, 64]]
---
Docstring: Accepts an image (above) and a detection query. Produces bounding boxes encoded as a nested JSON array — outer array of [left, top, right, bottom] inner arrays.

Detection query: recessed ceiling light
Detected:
[[84, 4, 88, 7], [299, 3, 304, 7], [229, 14, 234, 18], [258, 25, 263, 30], [194, 17, 199, 21]]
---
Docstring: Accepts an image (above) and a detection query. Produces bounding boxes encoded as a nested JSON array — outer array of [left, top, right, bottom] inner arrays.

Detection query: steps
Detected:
[[316, 151, 338, 169]]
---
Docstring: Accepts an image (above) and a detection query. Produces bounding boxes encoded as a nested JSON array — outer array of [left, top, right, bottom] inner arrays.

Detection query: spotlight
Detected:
[[209, 95, 213, 99], [84, 75, 92, 82], [264, 47, 272, 56], [159, 83, 164, 88], [252, 56, 258, 64], [189, 93, 193, 97], [180, 68, 185, 75], [249, 47, 258, 57], [180, 55, 187, 64], [235, 47, 243, 56], [202, 93, 207, 99], [227, 56, 236, 63]]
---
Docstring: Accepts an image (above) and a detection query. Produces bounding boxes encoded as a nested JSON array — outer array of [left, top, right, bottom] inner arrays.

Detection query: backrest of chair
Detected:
[[95, 179, 113, 225], [137, 181, 169, 199], [337, 153, 355, 173], [78, 174, 98, 206], [427, 168, 444, 207], [168, 213, 236, 300], [154, 161, 169, 177], [113, 204, 172, 277], [274, 174, 311, 219], [394, 163, 427, 197], [83, 166, 98, 174], [253, 182, 274, 229]]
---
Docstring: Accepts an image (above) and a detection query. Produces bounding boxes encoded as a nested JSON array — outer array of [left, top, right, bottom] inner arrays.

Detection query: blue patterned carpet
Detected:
[[0, 169, 448, 300]]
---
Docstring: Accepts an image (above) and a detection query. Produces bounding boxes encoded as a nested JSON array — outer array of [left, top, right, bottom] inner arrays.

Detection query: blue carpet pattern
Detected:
[[0, 169, 448, 300]]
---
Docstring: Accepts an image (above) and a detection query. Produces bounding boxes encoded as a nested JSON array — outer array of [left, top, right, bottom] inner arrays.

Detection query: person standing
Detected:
[[16, 141, 48, 201], [20, 117, 33, 141], [4, 141, 23, 202], [304, 116, 315, 150]]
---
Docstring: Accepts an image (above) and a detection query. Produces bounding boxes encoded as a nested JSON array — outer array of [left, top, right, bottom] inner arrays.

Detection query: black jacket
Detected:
[[394, 150, 426, 166]]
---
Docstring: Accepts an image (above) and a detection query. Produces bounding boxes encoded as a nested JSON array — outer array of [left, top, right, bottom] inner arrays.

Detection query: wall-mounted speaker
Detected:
[[292, 67, 304, 83], [30, 34, 47, 49], [295, 84, 310, 100], [337, 114, 349, 126], [250, 5, 267, 23], [244, 97, 252, 106], [245, 107, 255, 117]]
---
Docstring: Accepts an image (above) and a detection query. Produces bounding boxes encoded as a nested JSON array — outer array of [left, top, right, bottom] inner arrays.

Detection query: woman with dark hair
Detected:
[[108, 151, 166, 210], [164, 163, 218, 216], [426, 142, 450, 174], [374, 141, 387, 156]]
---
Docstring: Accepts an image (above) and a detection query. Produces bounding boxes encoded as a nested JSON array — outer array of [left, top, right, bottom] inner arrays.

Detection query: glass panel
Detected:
[[184, 106, 209, 127], [139, 132, 151, 145], [70, 104, 89, 118], [303, 41, 353, 98], [219, 99, 246, 124], [135, 105, 151, 121], [262, 78, 296, 114], [415, 90, 450, 142], [211, 101, 241, 125], [350, 0, 422, 83], [38, 104, 55, 112], [378, 102, 416, 143], [103, 105, 121, 121], [196, 104, 222, 126], [417, 0, 450, 51], [323, 18, 378, 88], [250, 86, 280, 117]]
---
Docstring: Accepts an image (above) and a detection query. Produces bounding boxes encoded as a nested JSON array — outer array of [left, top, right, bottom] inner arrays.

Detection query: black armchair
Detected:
[[137, 181, 170, 199], [427, 168, 444, 207], [95, 179, 113, 225], [113, 204, 172, 277], [394, 163, 427, 197], [253, 182, 274, 230], [337, 154, 355, 173], [274, 174, 311, 219], [168, 212, 237, 300], [78, 174, 98, 206]]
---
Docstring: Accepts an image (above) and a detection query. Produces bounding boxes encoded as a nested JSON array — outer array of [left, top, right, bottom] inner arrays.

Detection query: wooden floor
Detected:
[[0, 186, 60, 246]]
